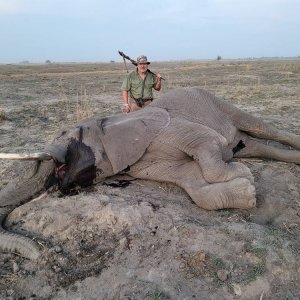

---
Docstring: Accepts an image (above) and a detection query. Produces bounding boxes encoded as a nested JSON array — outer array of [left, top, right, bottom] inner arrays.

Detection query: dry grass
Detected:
[[75, 86, 93, 121], [0, 59, 299, 300]]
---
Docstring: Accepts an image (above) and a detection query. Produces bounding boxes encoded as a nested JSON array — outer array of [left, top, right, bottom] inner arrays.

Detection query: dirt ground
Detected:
[[0, 60, 299, 299]]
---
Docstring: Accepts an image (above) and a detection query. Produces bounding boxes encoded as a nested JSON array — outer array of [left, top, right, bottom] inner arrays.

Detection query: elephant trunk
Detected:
[[0, 207, 40, 260], [0, 160, 56, 259]]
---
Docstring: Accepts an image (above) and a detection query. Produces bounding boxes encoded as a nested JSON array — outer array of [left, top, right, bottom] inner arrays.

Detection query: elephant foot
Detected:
[[223, 177, 256, 209], [186, 177, 256, 210], [227, 162, 254, 184]]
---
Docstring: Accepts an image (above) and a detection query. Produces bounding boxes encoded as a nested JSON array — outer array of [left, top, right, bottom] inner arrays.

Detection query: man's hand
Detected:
[[155, 73, 162, 91], [122, 90, 130, 113], [123, 103, 131, 113]]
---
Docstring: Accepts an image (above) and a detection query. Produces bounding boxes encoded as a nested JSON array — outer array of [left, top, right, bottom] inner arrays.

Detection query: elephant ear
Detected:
[[99, 107, 170, 173]]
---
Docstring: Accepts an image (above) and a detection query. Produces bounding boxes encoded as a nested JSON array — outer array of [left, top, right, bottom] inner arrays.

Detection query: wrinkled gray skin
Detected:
[[1, 87, 300, 260]]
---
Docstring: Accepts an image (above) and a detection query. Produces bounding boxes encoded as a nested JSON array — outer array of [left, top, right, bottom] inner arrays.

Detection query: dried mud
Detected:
[[0, 60, 299, 299]]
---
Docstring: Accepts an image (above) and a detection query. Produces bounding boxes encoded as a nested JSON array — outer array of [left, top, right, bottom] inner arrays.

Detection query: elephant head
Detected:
[[0, 107, 170, 259]]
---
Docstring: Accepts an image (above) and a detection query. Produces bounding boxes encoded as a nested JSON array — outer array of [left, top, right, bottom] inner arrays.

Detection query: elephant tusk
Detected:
[[0, 152, 52, 161]]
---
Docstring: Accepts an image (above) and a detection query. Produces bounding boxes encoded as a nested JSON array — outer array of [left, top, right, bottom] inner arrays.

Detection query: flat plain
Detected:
[[0, 59, 299, 299]]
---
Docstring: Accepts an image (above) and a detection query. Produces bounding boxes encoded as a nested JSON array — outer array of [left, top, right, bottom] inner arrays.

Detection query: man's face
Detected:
[[137, 63, 148, 73]]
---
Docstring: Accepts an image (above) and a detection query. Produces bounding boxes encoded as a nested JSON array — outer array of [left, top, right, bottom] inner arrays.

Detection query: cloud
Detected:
[[0, 0, 24, 14], [0, 0, 100, 16], [142, 0, 300, 32], [3, 0, 299, 27]]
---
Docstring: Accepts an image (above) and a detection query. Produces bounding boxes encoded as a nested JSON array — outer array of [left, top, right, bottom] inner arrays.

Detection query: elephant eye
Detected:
[[96, 168, 104, 176], [97, 148, 109, 161]]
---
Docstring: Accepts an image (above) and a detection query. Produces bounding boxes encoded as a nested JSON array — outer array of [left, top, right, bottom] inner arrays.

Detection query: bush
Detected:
[[0, 109, 7, 121]]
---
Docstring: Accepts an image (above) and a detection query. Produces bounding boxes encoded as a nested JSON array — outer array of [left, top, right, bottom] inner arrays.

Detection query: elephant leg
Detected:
[[129, 159, 256, 210], [217, 96, 300, 150], [232, 110, 300, 150], [194, 141, 254, 184], [249, 126, 300, 151], [157, 118, 254, 184], [234, 137, 300, 164]]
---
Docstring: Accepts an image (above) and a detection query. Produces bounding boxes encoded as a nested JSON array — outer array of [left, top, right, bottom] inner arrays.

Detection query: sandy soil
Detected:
[[0, 60, 299, 299]]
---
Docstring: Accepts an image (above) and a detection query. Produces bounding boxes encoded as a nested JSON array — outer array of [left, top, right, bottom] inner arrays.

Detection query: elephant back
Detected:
[[152, 87, 237, 143]]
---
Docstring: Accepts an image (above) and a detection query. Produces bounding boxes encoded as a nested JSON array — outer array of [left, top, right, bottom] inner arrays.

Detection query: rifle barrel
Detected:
[[118, 50, 165, 80]]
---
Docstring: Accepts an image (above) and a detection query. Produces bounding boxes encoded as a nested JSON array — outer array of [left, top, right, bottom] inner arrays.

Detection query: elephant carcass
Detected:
[[0, 108, 170, 259], [1, 87, 300, 260]]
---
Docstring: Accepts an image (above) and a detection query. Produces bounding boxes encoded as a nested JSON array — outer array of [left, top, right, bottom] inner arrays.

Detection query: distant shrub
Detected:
[[0, 109, 7, 121]]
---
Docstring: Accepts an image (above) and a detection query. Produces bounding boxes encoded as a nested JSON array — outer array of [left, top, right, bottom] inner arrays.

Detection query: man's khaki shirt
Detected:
[[121, 69, 157, 99]]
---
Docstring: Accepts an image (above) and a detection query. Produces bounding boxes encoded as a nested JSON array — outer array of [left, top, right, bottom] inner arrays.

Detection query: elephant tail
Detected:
[[0, 206, 41, 260]]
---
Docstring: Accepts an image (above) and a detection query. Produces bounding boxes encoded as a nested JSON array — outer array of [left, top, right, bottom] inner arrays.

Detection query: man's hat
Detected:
[[137, 55, 150, 65]]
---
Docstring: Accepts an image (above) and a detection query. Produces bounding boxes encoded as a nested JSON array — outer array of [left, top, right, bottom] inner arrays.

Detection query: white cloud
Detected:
[[143, 0, 300, 32], [0, 0, 101, 16], [0, 0, 24, 14], [1, 0, 299, 33]]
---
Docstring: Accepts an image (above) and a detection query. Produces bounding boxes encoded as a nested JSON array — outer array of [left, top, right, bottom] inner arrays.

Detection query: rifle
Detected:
[[118, 51, 165, 80]]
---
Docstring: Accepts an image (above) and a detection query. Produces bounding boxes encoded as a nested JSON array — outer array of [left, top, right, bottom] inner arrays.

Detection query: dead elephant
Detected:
[[1, 87, 300, 260]]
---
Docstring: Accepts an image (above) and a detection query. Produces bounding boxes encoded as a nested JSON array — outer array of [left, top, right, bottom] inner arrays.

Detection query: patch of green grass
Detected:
[[266, 225, 287, 238], [244, 242, 268, 259], [226, 241, 268, 285], [217, 209, 232, 218], [264, 237, 282, 248], [230, 262, 267, 285], [152, 290, 166, 300], [288, 241, 300, 255], [206, 254, 228, 285], [208, 254, 226, 269]]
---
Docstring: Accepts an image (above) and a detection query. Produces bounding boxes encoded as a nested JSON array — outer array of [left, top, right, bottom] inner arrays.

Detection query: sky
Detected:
[[0, 0, 299, 63]]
